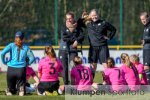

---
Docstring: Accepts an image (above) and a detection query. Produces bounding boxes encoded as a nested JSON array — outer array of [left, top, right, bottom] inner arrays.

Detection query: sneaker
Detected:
[[45, 91, 53, 96], [37, 90, 45, 96], [58, 88, 63, 95], [19, 91, 24, 96], [5, 89, 12, 96], [19, 86, 24, 96]]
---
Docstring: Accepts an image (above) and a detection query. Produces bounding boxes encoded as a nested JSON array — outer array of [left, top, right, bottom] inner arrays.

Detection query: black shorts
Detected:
[[88, 45, 110, 64], [37, 81, 59, 94], [143, 49, 150, 66]]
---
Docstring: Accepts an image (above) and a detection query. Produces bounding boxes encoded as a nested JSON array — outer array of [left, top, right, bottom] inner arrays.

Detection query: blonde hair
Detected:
[[45, 46, 56, 58], [121, 53, 132, 67], [140, 11, 149, 18], [73, 56, 82, 66], [140, 11, 150, 21], [130, 54, 139, 62], [89, 9, 100, 17]]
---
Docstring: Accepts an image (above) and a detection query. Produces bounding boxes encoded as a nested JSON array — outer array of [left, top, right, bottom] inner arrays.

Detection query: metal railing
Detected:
[[0, 45, 143, 50]]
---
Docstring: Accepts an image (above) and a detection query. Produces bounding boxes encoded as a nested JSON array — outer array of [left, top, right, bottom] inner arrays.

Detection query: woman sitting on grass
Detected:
[[25, 57, 39, 94], [71, 56, 94, 91], [120, 53, 140, 91], [130, 54, 148, 89], [103, 57, 127, 92], [37, 45, 63, 96]]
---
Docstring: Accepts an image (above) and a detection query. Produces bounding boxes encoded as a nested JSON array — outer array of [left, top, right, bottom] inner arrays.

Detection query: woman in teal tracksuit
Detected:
[[1, 31, 35, 96]]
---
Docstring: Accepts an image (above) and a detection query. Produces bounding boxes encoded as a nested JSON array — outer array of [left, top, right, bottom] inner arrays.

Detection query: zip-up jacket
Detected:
[[1, 43, 35, 68], [59, 26, 84, 51], [87, 19, 116, 46], [143, 22, 150, 49]]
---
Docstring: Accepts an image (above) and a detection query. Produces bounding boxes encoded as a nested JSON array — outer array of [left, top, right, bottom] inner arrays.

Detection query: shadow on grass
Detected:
[[0, 90, 5, 95]]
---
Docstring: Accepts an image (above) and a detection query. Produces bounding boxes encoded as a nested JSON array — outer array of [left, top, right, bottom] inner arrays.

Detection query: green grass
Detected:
[[1, 72, 150, 100], [0, 72, 102, 100]]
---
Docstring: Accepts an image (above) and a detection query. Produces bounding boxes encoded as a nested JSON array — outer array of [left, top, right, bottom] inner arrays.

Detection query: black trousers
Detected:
[[143, 49, 150, 66], [7, 67, 26, 94], [37, 81, 59, 94], [145, 69, 150, 85], [59, 50, 77, 85], [143, 49, 150, 84]]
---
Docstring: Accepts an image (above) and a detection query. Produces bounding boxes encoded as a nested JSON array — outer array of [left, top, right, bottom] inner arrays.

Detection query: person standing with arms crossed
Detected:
[[59, 12, 84, 85], [1, 31, 35, 96], [140, 12, 150, 84], [82, 9, 116, 77]]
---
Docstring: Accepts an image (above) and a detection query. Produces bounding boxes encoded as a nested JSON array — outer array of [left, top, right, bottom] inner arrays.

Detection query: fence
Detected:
[[0, 0, 150, 46], [0, 45, 143, 72]]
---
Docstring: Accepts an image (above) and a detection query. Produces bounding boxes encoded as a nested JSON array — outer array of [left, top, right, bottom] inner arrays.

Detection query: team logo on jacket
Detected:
[[145, 28, 149, 32], [146, 29, 149, 32], [98, 23, 101, 26], [145, 62, 148, 66]]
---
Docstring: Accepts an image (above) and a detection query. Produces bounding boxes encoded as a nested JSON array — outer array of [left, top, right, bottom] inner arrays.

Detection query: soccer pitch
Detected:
[[0, 72, 102, 100], [0, 72, 150, 100]]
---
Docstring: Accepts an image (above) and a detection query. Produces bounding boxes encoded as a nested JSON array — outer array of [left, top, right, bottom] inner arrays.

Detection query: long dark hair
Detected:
[[44, 46, 56, 58], [107, 57, 115, 68]]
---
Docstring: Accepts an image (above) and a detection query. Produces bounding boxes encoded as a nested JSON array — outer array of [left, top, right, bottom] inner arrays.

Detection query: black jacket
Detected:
[[87, 19, 116, 46], [59, 25, 84, 51], [143, 22, 150, 49]]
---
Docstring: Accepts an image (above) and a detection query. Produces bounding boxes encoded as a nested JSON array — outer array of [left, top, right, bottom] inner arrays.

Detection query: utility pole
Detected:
[[120, 0, 123, 45], [54, 0, 58, 45]]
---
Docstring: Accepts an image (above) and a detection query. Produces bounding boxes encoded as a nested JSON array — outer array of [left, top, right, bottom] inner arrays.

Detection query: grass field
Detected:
[[1, 72, 150, 100], [0, 72, 102, 100]]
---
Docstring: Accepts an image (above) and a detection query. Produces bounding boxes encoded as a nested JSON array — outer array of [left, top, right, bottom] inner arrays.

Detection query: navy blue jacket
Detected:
[[87, 19, 116, 46], [143, 22, 150, 49], [59, 25, 84, 51]]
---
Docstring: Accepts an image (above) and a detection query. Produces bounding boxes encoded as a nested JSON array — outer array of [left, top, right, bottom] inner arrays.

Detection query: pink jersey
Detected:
[[103, 67, 127, 92], [38, 56, 63, 82], [134, 63, 148, 85], [120, 64, 140, 91], [71, 64, 93, 90], [26, 66, 36, 81]]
